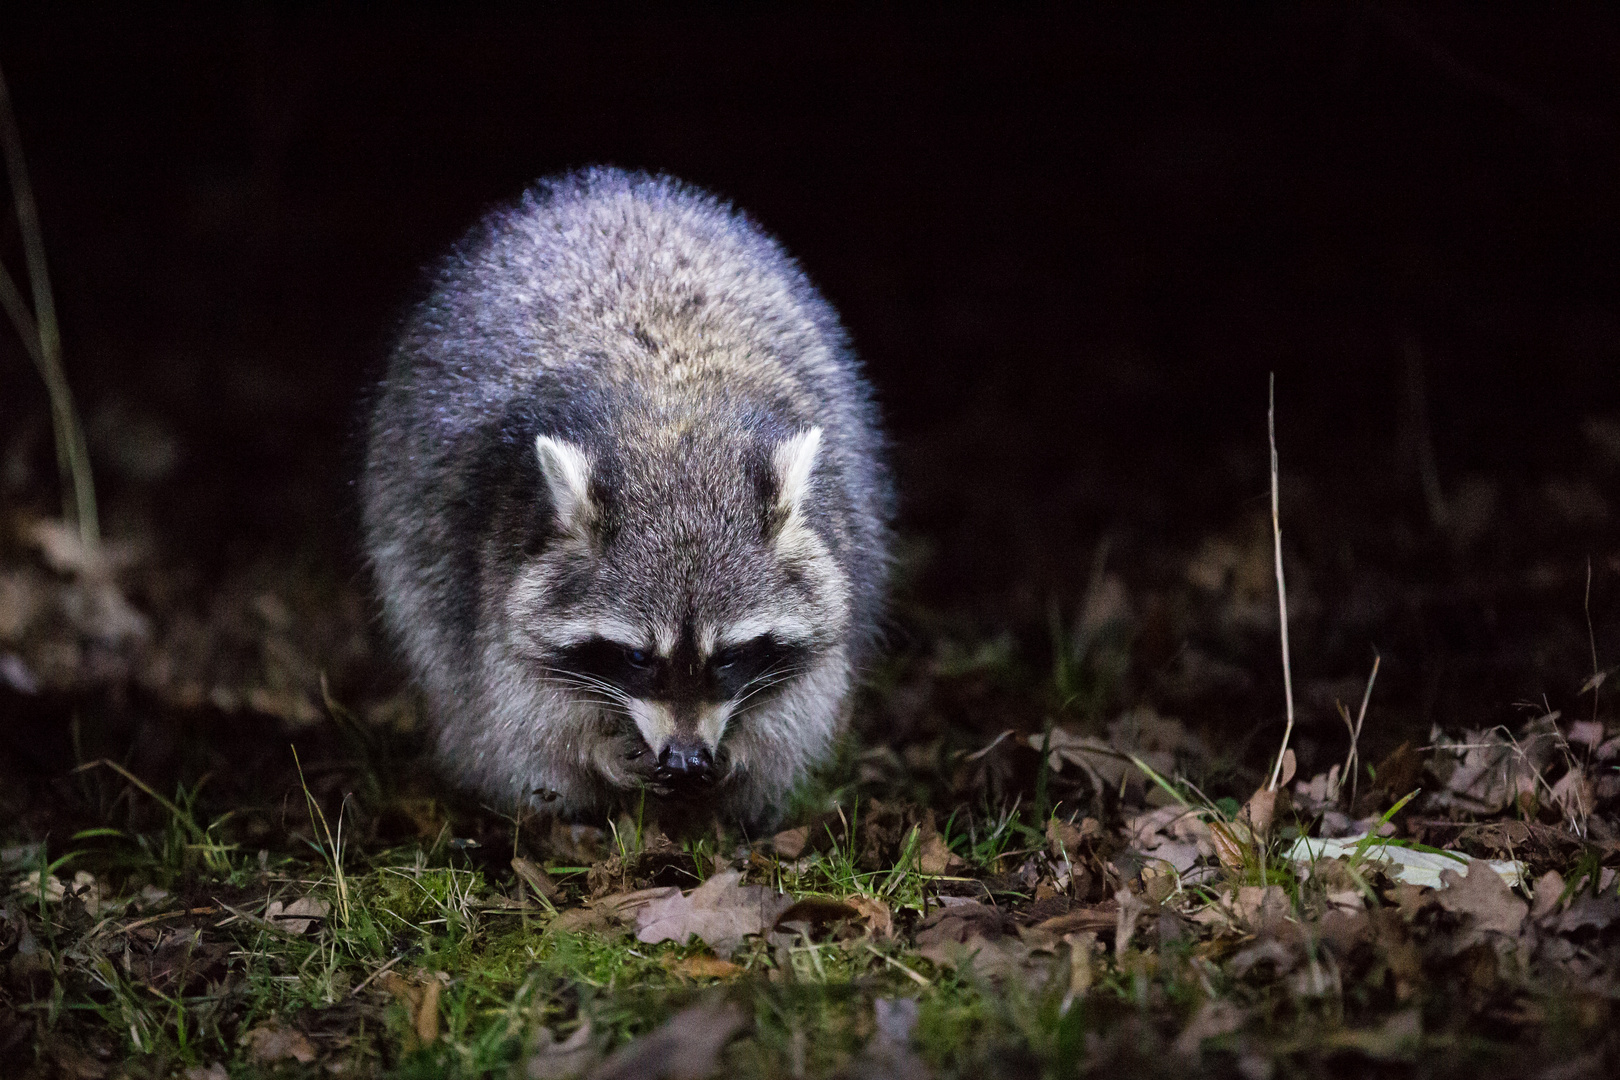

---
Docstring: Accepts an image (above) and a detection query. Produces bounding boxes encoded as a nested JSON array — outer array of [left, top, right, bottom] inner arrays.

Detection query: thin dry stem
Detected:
[[1267, 374, 1297, 792], [0, 61, 98, 546], [1584, 559, 1600, 726], [1342, 652, 1381, 806]]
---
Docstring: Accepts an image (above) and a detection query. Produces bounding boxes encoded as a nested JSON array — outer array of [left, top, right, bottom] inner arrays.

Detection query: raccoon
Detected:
[[361, 168, 892, 831]]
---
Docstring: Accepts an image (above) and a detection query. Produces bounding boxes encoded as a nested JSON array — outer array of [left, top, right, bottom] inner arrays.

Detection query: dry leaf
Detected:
[[1436, 861, 1528, 938], [1233, 885, 1291, 935], [241, 1021, 317, 1065], [265, 894, 329, 935], [635, 871, 793, 959], [1244, 787, 1276, 839], [415, 978, 442, 1045], [1208, 821, 1247, 871], [379, 970, 446, 1049], [927, 936, 1037, 983], [849, 895, 895, 940], [771, 826, 810, 859], [1034, 905, 1116, 937], [513, 857, 562, 903], [1046, 817, 1086, 863], [666, 954, 743, 980], [587, 999, 747, 1080], [917, 829, 963, 875], [555, 887, 682, 934], [1550, 766, 1594, 821], [1555, 896, 1620, 936], [775, 896, 859, 929], [1114, 888, 1149, 954], [913, 902, 1007, 950], [528, 1020, 595, 1079], [1530, 870, 1566, 920]]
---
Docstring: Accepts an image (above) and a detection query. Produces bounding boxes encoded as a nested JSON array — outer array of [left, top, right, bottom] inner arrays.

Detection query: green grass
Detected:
[[2, 641, 1613, 1079]]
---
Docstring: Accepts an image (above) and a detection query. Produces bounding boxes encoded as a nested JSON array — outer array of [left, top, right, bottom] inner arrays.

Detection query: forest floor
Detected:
[[2, 410, 1620, 1080]]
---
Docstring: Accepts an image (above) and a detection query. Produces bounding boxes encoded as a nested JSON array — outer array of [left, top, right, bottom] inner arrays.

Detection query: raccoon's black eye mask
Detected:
[[709, 635, 807, 699], [554, 637, 661, 697], [552, 634, 808, 701]]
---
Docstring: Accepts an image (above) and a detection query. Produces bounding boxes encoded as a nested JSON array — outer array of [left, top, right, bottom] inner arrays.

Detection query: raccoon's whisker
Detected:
[[731, 669, 805, 711], [536, 668, 635, 709], [536, 666, 627, 698]]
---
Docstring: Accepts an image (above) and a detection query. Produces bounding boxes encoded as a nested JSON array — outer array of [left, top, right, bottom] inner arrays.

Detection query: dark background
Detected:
[[4, 5, 1619, 768]]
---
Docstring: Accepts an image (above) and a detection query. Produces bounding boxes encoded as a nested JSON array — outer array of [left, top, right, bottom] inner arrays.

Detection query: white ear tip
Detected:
[[774, 426, 824, 514], [535, 434, 594, 531]]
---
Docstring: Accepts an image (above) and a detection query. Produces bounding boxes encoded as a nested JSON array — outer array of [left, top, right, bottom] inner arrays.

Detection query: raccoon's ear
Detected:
[[771, 426, 823, 525], [535, 434, 596, 536]]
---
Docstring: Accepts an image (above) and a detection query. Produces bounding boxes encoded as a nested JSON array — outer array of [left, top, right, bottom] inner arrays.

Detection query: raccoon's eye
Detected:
[[709, 634, 808, 698], [554, 637, 660, 693]]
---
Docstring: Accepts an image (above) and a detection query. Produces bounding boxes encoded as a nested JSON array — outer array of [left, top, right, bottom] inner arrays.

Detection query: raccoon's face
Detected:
[[503, 422, 849, 799]]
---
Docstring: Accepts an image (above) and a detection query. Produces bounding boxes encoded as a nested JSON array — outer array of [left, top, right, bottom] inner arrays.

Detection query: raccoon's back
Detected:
[[362, 168, 892, 699]]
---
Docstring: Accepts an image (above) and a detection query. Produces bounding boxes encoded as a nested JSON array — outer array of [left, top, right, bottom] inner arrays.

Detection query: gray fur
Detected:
[[362, 168, 892, 830]]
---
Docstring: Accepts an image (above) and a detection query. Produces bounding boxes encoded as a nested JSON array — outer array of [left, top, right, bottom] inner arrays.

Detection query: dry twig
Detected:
[[1267, 374, 1297, 791]]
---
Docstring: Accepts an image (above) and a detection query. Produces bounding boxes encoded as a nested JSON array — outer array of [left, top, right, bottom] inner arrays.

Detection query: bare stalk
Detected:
[[1584, 559, 1600, 726], [0, 61, 97, 547], [1342, 652, 1380, 806], [1267, 374, 1297, 791]]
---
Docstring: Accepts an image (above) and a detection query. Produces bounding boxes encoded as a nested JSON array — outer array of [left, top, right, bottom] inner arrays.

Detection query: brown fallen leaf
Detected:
[[1550, 765, 1595, 822], [1554, 896, 1620, 936], [265, 894, 329, 935], [916, 930, 1036, 983], [1530, 870, 1566, 920], [771, 826, 810, 859], [914, 901, 1039, 982], [240, 1021, 317, 1065], [849, 895, 894, 940], [513, 857, 562, 903], [1243, 787, 1277, 840], [665, 954, 744, 980], [1034, 904, 1116, 937], [1208, 821, 1247, 872], [1436, 861, 1527, 938], [635, 871, 793, 959], [1234, 885, 1291, 930], [1046, 816, 1102, 864], [379, 970, 446, 1050], [775, 896, 859, 930], [916, 815, 965, 875], [913, 902, 1009, 949], [587, 999, 747, 1080], [1114, 888, 1149, 954], [554, 887, 682, 934]]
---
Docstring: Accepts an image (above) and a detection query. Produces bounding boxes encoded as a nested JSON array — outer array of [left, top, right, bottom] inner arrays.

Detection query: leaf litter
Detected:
[[4, 474, 1620, 1079]]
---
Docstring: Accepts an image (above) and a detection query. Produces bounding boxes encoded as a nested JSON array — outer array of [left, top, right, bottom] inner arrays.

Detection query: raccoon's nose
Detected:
[[655, 739, 715, 785]]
